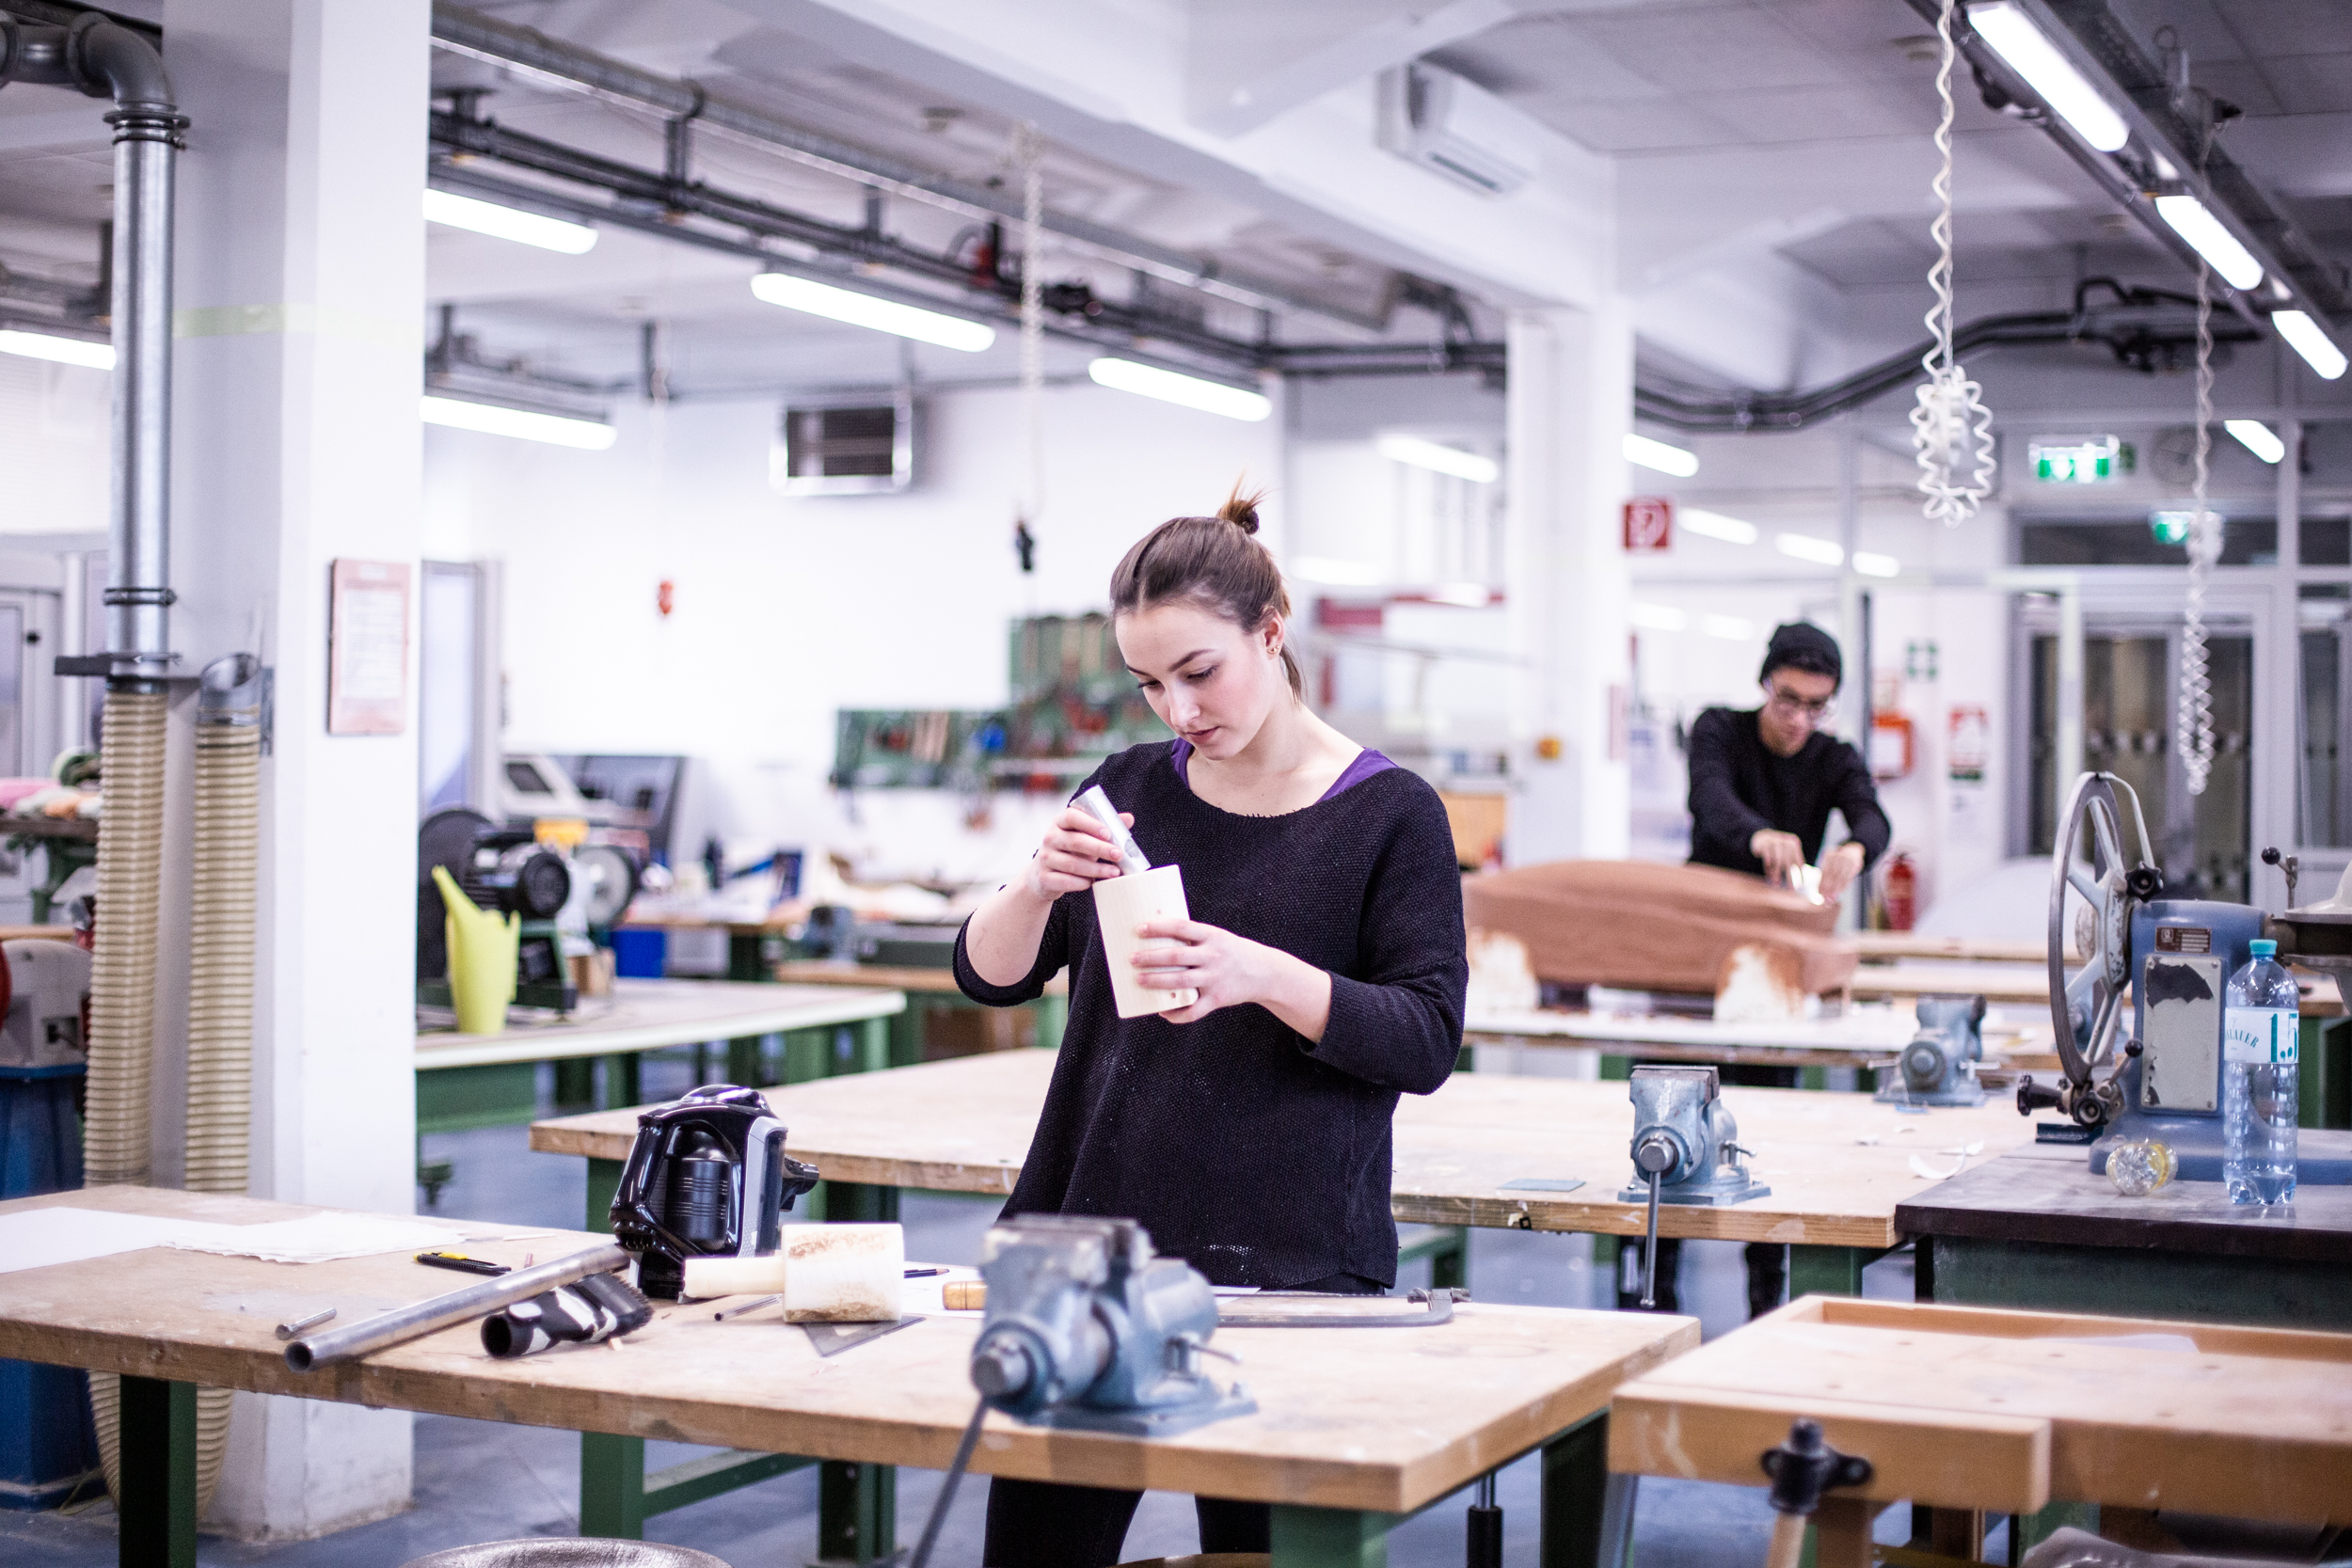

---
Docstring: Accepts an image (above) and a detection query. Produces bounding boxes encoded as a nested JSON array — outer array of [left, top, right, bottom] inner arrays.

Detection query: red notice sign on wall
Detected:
[[1622, 497, 1674, 552]]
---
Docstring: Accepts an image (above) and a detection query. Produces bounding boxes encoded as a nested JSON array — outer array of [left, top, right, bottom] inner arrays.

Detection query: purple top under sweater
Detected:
[[1168, 737, 1396, 800]]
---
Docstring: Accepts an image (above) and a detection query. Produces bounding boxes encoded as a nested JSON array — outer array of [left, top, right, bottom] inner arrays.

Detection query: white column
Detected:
[[1503, 305, 1634, 864], [164, 0, 428, 1537]]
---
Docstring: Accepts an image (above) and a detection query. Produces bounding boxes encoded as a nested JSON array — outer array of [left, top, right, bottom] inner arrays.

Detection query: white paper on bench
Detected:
[[0, 1207, 465, 1273]]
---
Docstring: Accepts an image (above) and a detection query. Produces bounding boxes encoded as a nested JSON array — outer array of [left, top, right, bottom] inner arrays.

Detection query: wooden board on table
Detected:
[[415, 978, 905, 1071], [772, 961, 1066, 997], [532, 1051, 2059, 1249], [1846, 963, 2050, 1004], [1464, 1006, 1919, 1065], [1896, 1141, 2352, 1261], [1853, 934, 2050, 965], [0, 1187, 1696, 1515], [1607, 1293, 2352, 1523]]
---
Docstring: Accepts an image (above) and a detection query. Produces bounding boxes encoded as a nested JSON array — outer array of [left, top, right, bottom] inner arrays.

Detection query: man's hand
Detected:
[[1819, 841, 1867, 902], [1750, 828, 1805, 880]]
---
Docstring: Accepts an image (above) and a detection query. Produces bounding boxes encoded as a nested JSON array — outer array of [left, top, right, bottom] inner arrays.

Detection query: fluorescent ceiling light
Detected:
[[421, 394, 615, 451], [1775, 532, 1845, 566], [1629, 603, 1689, 633], [1851, 551, 1901, 578], [2153, 196, 2264, 291], [2225, 419, 2285, 465], [1965, 2, 2129, 152], [1088, 356, 1270, 421], [0, 328, 114, 370], [1624, 433, 1698, 477], [1679, 508, 1757, 545], [1701, 614, 1755, 641], [1377, 434, 1498, 483], [2273, 310, 2349, 380], [423, 188, 596, 254], [752, 272, 996, 353]]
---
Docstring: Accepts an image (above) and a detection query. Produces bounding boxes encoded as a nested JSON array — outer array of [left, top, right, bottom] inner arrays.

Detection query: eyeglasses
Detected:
[[1763, 684, 1837, 721]]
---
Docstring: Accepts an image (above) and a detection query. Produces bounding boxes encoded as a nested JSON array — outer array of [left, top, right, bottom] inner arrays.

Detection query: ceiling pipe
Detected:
[[1, 10, 185, 687], [1635, 284, 2257, 433], [427, 1, 1388, 333]]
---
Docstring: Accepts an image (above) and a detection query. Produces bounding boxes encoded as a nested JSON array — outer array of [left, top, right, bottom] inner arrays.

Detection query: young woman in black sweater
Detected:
[[955, 488, 1469, 1568]]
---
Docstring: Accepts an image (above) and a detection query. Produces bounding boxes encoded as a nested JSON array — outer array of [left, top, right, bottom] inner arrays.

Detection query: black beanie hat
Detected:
[[1759, 622, 1842, 689]]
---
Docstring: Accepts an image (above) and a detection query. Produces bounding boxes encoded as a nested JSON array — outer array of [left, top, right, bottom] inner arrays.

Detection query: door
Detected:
[[2027, 626, 2254, 900]]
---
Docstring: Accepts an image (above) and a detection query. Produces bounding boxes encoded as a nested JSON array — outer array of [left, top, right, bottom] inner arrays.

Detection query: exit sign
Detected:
[[2029, 434, 2133, 483]]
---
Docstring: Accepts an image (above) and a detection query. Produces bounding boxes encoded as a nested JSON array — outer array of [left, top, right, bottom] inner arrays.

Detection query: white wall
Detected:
[[0, 356, 108, 534], [424, 378, 1279, 876]]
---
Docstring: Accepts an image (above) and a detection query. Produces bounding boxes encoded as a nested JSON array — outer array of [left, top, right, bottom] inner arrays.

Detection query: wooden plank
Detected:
[[773, 961, 1067, 997], [1854, 935, 2049, 965], [1846, 965, 2049, 1005], [531, 1051, 2058, 1249], [1896, 1145, 2352, 1261], [0, 1188, 1699, 1517], [415, 979, 905, 1070], [1609, 1296, 2352, 1525]]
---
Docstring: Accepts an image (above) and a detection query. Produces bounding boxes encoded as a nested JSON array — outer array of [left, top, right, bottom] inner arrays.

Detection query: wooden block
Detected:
[[1813, 1497, 1878, 1568], [1606, 1386, 2051, 1513]]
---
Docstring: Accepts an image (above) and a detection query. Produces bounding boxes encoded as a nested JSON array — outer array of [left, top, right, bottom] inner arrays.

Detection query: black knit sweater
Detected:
[[953, 742, 1468, 1289], [1686, 705, 1892, 878]]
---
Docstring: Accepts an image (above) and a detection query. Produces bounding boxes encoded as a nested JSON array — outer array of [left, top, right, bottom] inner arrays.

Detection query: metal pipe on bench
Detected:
[[286, 1243, 630, 1370]]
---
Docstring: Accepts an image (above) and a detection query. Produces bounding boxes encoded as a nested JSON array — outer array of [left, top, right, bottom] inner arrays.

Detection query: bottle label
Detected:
[[2224, 1006, 2298, 1065]]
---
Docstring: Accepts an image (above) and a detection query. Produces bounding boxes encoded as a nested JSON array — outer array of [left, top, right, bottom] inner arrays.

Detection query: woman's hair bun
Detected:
[[1216, 483, 1265, 535]]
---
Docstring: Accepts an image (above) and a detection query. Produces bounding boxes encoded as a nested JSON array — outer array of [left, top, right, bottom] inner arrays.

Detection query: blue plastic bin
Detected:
[[0, 1064, 99, 1509]]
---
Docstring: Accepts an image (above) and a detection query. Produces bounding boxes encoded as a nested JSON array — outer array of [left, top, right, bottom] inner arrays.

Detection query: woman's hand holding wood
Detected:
[[1130, 917, 1334, 1040]]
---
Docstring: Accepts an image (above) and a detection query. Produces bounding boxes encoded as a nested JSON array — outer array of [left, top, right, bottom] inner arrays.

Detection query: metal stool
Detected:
[[400, 1542, 734, 1568]]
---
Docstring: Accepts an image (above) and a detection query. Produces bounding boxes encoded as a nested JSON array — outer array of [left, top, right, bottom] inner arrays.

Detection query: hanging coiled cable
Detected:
[[2177, 230, 2220, 799], [1910, 0, 1997, 527], [1015, 122, 1045, 562]]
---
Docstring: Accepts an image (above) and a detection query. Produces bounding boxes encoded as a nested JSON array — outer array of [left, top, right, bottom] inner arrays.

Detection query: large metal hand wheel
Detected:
[[2046, 771, 2154, 1126]]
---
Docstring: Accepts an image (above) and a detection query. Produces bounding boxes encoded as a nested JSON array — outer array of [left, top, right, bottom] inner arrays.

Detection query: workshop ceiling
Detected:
[[0, 0, 2344, 401]]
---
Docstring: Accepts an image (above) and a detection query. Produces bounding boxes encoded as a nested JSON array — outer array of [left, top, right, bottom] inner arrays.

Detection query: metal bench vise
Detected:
[[966, 1214, 1255, 1437], [1618, 1065, 1771, 1307], [1876, 993, 1988, 1107]]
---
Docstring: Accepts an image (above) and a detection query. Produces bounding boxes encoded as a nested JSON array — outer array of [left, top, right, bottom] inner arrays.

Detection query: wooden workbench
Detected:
[[1898, 1140, 2352, 1331], [1463, 1006, 1925, 1071], [771, 959, 1070, 1056], [0, 1185, 1696, 1568], [1607, 1293, 2352, 1566], [533, 1050, 2056, 1267], [416, 979, 905, 1071]]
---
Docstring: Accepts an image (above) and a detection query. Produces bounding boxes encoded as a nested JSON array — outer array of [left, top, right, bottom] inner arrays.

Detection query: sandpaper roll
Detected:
[[783, 1223, 904, 1322], [679, 1225, 907, 1321], [681, 1253, 787, 1298]]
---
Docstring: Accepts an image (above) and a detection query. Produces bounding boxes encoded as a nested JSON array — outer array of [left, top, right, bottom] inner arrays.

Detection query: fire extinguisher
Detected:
[[1883, 852, 1917, 932]]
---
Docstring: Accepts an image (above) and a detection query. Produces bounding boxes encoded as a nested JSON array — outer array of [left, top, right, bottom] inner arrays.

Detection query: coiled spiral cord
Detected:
[[1912, 0, 1997, 527]]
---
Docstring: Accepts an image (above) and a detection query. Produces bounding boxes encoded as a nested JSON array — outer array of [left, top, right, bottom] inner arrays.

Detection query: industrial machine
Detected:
[[1875, 993, 1987, 1107], [1619, 1065, 1770, 1307], [417, 807, 634, 1014], [0, 938, 90, 1069], [609, 1085, 820, 1300], [2026, 772, 2352, 1181], [966, 1215, 1254, 1437]]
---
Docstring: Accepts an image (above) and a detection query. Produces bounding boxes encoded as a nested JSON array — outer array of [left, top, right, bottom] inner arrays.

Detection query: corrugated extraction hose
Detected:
[[84, 687, 170, 1509], [181, 669, 265, 1513]]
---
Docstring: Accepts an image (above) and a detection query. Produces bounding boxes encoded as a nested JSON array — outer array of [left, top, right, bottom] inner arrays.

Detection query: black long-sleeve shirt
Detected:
[[953, 741, 1467, 1290], [1685, 706, 1891, 879]]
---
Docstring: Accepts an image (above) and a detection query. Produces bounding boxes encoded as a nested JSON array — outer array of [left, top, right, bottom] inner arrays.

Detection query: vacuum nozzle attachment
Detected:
[[1074, 786, 1151, 877]]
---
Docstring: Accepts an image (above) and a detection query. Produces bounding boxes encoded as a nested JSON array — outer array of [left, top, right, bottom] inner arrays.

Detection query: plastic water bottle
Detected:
[[2222, 939, 2298, 1205]]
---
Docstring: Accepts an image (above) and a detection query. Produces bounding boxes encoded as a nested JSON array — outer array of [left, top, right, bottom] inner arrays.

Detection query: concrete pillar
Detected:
[[163, 0, 428, 1537], [1503, 305, 1634, 864]]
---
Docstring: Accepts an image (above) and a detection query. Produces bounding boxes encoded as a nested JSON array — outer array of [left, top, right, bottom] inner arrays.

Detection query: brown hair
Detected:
[[1109, 483, 1300, 697]]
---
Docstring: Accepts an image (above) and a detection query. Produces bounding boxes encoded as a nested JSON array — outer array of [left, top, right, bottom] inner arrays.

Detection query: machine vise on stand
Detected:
[[1876, 993, 1988, 1107], [2025, 773, 2352, 1182], [1620, 1065, 1770, 1308]]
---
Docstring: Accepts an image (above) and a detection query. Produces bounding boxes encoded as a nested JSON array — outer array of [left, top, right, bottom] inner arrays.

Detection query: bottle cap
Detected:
[[2249, 939, 2278, 958]]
